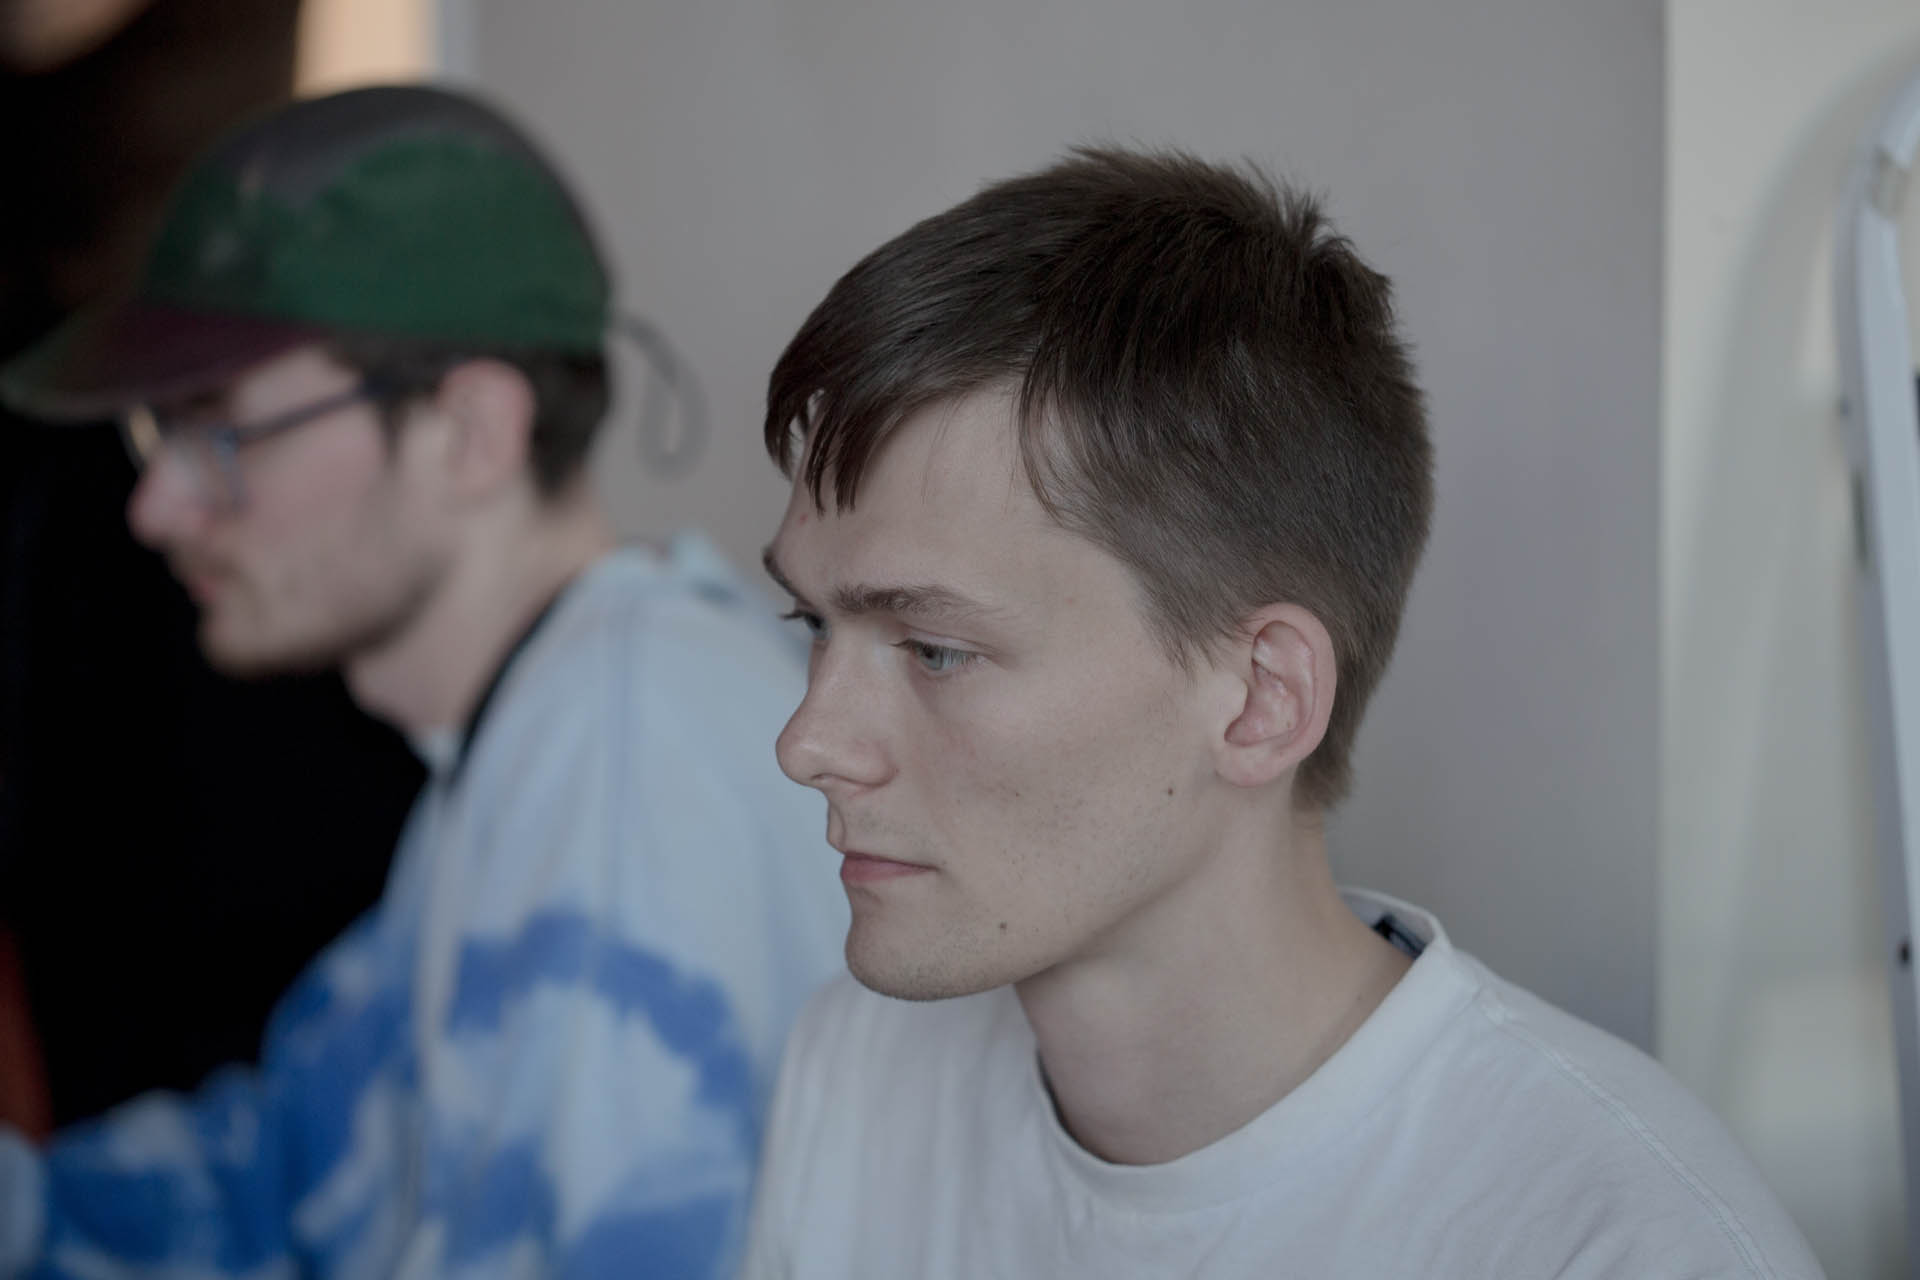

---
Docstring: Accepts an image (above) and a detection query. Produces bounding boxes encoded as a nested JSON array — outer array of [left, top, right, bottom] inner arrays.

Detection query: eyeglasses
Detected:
[[120, 380, 387, 511]]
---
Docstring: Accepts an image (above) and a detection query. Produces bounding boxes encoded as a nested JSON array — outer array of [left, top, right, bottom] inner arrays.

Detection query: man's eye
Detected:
[[780, 609, 826, 638], [897, 639, 976, 674]]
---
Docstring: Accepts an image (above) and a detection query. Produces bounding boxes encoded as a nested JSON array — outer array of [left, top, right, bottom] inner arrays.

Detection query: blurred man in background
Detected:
[[0, 0, 422, 1139], [0, 83, 844, 1278]]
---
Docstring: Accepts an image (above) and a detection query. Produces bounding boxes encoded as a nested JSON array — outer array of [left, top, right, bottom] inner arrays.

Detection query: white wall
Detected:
[[1663, 4, 1920, 1276], [460, 0, 1667, 1055]]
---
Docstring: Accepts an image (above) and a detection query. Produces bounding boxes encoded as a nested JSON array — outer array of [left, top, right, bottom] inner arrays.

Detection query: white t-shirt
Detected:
[[743, 890, 1824, 1279]]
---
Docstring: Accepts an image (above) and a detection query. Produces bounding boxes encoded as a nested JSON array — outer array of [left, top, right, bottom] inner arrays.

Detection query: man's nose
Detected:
[[775, 643, 895, 797], [125, 448, 212, 549]]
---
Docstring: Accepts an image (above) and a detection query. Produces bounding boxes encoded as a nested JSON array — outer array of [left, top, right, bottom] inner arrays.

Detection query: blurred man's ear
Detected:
[[1212, 604, 1338, 791], [433, 359, 537, 501]]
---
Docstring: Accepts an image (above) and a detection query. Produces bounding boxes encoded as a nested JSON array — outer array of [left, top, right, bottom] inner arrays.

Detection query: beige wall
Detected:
[[458, 0, 1665, 1051], [446, 0, 1920, 1271], [433, 0, 1920, 1269], [1662, 3, 1920, 1275], [297, 0, 433, 95]]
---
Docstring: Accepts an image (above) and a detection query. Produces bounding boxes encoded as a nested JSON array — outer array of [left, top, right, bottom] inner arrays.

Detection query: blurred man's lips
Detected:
[[170, 557, 228, 604], [839, 851, 934, 884]]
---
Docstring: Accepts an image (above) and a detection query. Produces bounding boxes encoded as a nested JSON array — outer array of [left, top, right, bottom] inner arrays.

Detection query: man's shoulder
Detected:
[[545, 538, 803, 687], [479, 537, 807, 761], [436, 536, 840, 954], [1443, 955, 1761, 1179], [1414, 950, 1824, 1277]]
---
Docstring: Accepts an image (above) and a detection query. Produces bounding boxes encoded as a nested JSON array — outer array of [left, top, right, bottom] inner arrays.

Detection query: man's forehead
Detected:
[[767, 497, 1015, 599], [769, 470, 1113, 639], [160, 341, 342, 415], [808, 390, 1033, 518]]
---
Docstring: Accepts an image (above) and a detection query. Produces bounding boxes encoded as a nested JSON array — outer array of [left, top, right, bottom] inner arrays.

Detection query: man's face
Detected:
[[127, 343, 453, 676], [768, 390, 1227, 1000]]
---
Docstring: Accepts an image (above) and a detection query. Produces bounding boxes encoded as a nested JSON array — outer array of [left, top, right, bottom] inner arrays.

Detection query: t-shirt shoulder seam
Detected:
[[1468, 987, 1780, 1280]]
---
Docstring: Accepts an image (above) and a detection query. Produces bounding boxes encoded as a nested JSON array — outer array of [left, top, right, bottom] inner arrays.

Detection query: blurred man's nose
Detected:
[[125, 449, 211, 549]]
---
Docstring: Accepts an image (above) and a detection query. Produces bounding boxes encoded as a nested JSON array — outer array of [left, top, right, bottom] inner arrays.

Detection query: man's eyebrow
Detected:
[[830, 582, 1005, 625], [761, 545, 1006, 626]]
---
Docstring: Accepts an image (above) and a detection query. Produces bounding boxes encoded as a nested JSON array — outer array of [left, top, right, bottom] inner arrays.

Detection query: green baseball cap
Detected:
[[1, 83, 611, 421]]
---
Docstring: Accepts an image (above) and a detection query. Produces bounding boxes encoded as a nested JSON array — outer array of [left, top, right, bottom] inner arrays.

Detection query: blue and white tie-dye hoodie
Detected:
[[0, 536, 848, 1280]]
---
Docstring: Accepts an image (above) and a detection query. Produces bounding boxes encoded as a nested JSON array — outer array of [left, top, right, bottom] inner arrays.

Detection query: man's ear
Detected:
[[432, 359, 536, 500], [1214, 603, 1337, 789]]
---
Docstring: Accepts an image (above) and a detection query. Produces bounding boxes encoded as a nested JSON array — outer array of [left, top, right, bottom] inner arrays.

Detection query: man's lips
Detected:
[[838, 851, 934, 885], [171, 557, 229, 604]]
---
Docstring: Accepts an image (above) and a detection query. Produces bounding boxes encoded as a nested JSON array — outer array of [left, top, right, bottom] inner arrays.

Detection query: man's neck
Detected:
[[343, 491, 616, 741], [1013, 808, 1411, 1167]]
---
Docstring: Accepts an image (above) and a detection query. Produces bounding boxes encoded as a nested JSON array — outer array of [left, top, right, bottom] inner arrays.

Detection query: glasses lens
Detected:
[[118, 407, 239, 508]]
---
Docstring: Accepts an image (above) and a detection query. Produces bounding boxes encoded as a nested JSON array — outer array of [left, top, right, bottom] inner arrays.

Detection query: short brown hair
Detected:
[[329, 335, 609, 496], [764, 147, 1432, 810]]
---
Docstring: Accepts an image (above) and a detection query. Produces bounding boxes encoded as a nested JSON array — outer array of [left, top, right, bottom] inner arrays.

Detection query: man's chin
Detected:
[[198, 621, 339, 679], [191, 574, 433, 682], [845, 933, 1008, 1003]]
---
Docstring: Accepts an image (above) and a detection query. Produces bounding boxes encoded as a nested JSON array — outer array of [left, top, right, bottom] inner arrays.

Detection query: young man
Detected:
[[0, 85, 844, 1278], [746, 149, 1822, 1277]]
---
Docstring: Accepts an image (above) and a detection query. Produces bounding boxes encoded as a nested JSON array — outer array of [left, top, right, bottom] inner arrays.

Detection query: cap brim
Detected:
[[0, 300, 329, 423]]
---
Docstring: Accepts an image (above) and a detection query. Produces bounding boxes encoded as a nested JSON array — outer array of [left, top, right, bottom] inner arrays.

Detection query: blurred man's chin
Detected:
[[198, 622, 336, 679]]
